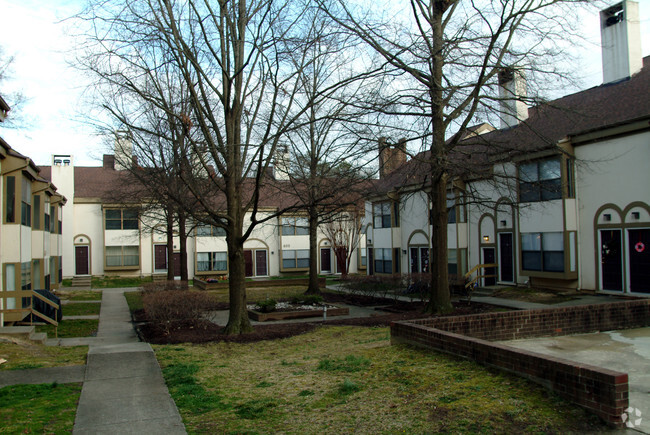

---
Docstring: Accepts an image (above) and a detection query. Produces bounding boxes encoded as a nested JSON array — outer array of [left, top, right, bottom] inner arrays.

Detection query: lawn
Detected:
[[207, 285, 308, 304], [91, 276, 152, 288], [62, 302, 101, 316], [56, 289, 102, 301], [36, 319, 99, 338], [154, 326, 605, 434], [0, 383, 81, 433], [0, 340, 87, 371]]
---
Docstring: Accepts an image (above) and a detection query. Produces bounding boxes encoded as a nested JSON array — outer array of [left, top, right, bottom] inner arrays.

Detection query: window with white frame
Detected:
[[281, 217, 309, 235], [521, 232, 564, 272], [197, 252, 228, 272], [106, 246, 140, 267], [374, 248, 392, 273], [105, 209, 139, 230], [282, 249, 309, 269], [519, 157, 562, 202]]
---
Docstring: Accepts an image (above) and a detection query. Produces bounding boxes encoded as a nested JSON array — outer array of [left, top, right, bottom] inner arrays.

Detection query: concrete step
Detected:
[[0, 326, 49, 344], [29, 332, 48, 344], [72, 276, 92, 287]]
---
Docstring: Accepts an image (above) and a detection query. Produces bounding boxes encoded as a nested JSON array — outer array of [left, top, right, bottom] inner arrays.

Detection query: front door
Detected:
[[483, 247, 496, 286], [244, 250, 254, 277], [173, 253, 181, 277], [499, 233, 514, 283], [321, 248, 332, 273], [255, 250, 268, 277], [154, 245, 168, 272], [75, 246, 89, 275], [410, 247, 419, 273], [368, 248, 374, 275], [628, 229, 650, 293], [600, 229, 623, 291]]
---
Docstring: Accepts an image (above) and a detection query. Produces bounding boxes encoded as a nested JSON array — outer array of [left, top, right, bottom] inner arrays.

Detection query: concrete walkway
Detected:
[[72, 288, 186, 434]]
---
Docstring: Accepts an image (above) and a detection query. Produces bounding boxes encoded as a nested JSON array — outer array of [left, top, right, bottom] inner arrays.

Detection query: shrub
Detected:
[[255, 299, 277, 313], [290, 294, 323, 305], [142, 280, 189, 293], [340, 274, 406, 300], [142, 290, 218, 334]]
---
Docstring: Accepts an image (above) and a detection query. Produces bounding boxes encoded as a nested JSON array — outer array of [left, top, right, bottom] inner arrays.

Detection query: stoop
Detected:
[[0, 326, 48, 344]]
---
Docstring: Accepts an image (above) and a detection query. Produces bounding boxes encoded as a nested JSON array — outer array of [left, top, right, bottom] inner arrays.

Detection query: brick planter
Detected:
[[194, 277, 326, 291], [391, 299, 650, 427], [248, 304, 349, 321]]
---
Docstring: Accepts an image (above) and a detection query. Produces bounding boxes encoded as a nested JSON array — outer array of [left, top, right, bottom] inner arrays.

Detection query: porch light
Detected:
[[483, 235, 490, 242]]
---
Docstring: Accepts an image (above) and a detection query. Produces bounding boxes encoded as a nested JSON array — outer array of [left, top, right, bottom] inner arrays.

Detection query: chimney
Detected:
[[114, 133, 133, 171], [273, 145, 290, 181], [378, 137, 407, 179], [498, 67, 528, 129], [600, 1, 642, 84], [103, 154, 115, 170]]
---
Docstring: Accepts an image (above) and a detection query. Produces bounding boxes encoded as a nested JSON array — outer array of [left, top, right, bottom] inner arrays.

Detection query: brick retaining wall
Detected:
[[391, 300, 650, 426]]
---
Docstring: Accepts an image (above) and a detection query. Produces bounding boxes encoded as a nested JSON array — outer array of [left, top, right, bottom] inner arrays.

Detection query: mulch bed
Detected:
[[135, 292, 499, 344]]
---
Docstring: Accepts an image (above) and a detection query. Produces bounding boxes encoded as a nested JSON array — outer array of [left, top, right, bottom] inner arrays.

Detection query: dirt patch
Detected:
[[135, 299, 498, 344], [490, 287, 578, 304]]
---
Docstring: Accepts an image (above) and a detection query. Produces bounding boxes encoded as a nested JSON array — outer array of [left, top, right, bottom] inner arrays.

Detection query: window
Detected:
[[21, 262, 31, 290], [566, 159, 575, 198], [58, 256, 62, 283], [519, 157, 562, 202], [33, 195, 41, 230], [6, 176, 15, 223], [373, 203, 392, 228], [106, 246, 140, 267], [49, 205, 55, 232], [360, 248, 367, 267], [374, 248, 392, 274], [448, 249, 457, 274], [282, 217, 309, 236], [196, 224, 226, 237], [21, 178, 31, 227], [521, 232, 564, 272], [58, 207, 62, 234], [282, 249, 309, 269], [105, 209, 138, 230], [197, 252, 228, 272], [447, 193, 456, 224]]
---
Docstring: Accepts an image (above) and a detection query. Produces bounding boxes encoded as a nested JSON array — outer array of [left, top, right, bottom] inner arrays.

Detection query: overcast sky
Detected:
[[0, 0, 648, 167]]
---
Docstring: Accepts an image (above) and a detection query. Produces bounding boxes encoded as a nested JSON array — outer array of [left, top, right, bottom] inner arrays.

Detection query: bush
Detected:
[[340, 274, 406, 300], [290, 294, 323, 305], [255, 299, 277, 313], [142, 280, 189, 293], [142, 290, 218, 334]]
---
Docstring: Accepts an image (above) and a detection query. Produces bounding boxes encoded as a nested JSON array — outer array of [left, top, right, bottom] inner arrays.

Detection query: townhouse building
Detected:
[[365, 0, 649, 295]]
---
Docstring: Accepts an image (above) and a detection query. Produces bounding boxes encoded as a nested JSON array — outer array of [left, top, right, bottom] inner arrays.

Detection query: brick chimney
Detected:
[[103, 154, 115, 170], [378, 137, 407, 179]]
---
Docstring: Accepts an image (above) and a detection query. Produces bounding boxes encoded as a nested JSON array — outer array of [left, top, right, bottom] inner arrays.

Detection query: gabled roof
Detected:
[[372, 55, 650, 196]]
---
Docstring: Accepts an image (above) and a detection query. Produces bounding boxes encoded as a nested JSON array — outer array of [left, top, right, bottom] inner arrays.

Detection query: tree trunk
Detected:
[[223, 225, 253, 334], [166, 205, 174, 281], [306, 208, 321, 294], [178, 209, 189, 286]]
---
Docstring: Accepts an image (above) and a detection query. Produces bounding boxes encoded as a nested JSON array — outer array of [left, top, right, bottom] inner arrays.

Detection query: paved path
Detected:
[[71, 288, 186, 435]]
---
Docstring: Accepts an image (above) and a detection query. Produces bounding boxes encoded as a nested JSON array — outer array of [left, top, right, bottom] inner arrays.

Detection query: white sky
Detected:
[[0, 0, 648, 168]]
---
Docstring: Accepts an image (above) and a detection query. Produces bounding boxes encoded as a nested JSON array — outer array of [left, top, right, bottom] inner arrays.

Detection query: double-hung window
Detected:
[[105, 209, 138, 230], [106, 246, 140, 267], [282, 249, 309, 269], [519, 157, 562, 202], [196, 224, 226, 237], [373, 203, 392, 228], [21, 178, 31, 227], [282, 217, 309, 235], [521, 232, 564, 272], [374, 248, 392, 273], [197, 252, 228, 272]]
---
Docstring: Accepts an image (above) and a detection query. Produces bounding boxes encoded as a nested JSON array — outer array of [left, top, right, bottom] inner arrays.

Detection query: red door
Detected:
[[75, 246, 89, 275], [255, 250, 268, 276], [320, 248, 331, 273], [154, 245, 168, 271], [244, 250, 254, 277], [173, 253, 181, 277]]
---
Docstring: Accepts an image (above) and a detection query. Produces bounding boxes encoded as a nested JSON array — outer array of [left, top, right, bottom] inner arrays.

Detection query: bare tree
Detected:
[[323, 0, 592, 313], [0, 46, 29, 129], [75, 0, 328, 333], [322, 207, 364, 277]]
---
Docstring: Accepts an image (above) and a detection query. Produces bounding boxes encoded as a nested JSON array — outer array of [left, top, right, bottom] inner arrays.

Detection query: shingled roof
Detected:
[[371, 55, 650, 196]]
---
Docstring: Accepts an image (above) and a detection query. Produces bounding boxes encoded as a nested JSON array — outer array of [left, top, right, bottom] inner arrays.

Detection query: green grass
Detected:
[[0, 383, 81, 433], [36, 319, 99, 338], [62, 302, 100, 316], [0, 341, 87, 370], [91, 276, 152, 289], [124, 291, 143, 313], [154, 326, 605, 434], [57, 290, 102, 301]]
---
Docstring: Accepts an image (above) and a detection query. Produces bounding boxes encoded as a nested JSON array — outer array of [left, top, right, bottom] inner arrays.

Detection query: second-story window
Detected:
[[21, 178, 31, 227], [282, 217, 309, 235], [105, 209, 139, 230], [196, 224, 226, 237], [519, 157, 562, 202], [373, 203, 392, 228], [33, 195, 41, 230]]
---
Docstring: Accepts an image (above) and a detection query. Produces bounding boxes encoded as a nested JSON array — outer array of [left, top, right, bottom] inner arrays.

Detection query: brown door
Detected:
[[173, 253, 181, 277], [255, 250, 268, 276], [629, 229, 650, 293], [75, 246, 89, 275], [154, 245, 168, 271], [321, 248, 332, 273], [244, 250, 254, 277]]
